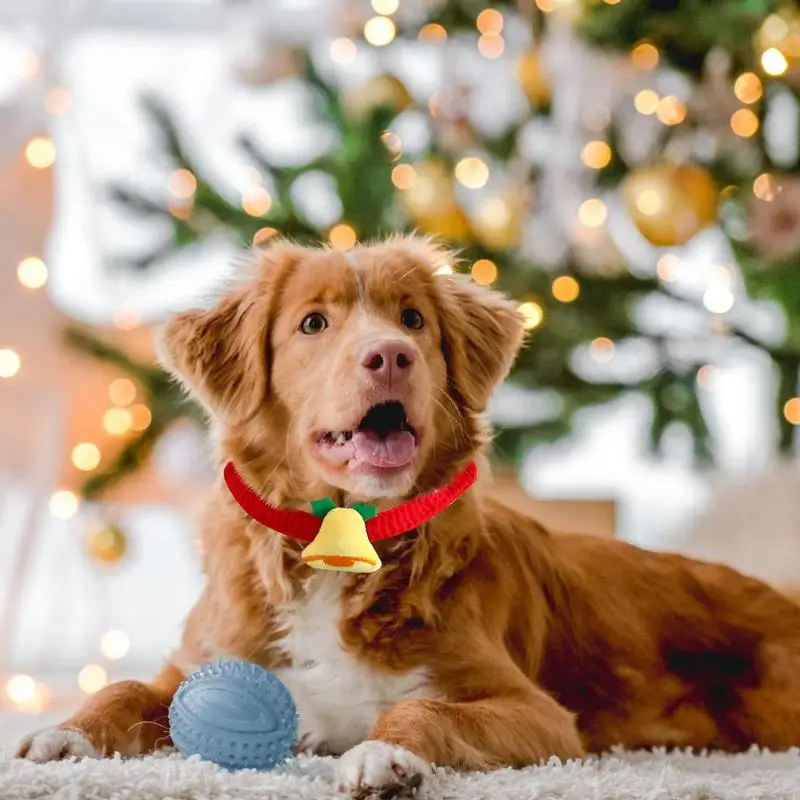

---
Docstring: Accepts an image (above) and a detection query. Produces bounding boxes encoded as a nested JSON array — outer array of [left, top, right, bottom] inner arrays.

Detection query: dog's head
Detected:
[[160, 237, 524, 500]]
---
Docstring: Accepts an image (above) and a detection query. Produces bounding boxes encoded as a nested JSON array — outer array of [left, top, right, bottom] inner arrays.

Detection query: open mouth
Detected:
[[316, 401, 418, 471]]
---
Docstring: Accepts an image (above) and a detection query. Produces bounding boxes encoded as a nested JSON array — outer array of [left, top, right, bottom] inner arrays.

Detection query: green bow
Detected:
[[309, 498, 377, 521]]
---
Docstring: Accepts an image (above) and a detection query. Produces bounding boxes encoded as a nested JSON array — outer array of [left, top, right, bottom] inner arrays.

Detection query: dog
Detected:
[[14, 236, 800, 795]]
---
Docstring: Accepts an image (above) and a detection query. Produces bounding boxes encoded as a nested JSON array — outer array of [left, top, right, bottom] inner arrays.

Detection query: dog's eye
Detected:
[[300, 313, 328, 335], [400, 308, 424, 330]]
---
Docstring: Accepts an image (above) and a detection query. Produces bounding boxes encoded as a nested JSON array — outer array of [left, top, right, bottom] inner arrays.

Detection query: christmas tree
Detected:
[[69, 0, 800, 499]]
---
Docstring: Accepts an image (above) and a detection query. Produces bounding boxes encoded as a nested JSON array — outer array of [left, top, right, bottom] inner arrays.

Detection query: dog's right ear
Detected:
[[158, 244, 300, 425], [159, 286, 269, 425]]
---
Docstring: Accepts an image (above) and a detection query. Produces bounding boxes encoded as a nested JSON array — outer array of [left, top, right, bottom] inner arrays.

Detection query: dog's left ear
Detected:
[[436, 274, 526, 414]]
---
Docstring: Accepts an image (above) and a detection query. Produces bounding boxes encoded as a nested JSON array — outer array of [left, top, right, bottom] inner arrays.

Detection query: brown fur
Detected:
[[18, 236, 800, 775]]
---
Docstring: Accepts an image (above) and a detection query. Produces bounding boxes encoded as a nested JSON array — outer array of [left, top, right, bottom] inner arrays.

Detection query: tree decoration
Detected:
[[747, 175, 800, 264], [622, 164, 718, 247], [85, 523, 128, 565], [399, 160, 472, 240], [342, 74, 414, 120], [517, 48, 552, 108]]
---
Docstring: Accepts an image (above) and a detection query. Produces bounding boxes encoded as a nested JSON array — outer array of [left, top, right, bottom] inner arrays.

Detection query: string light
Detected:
[[71, 443, 101, 472], [253, 227, 278, 245], [391, 164, 416, 189], [657, 96, 687, 126], [44, 87, 71, 116], [734, 72, 763, 104], [634, 90, 660, 115], [657, 254, 681, 282], [635, 188, 663, 216], [518, 301, 544, 331], [328, 224, 357, 249], [168, 169, 197, 200], [103, 408, 133, 436], [78, 664, 107, 695], [476, 9, 503, 35], [49, 490, 79, 520], [330, 38, 357, 64], [418, 24, 447, 41], [242, 187, 272, 217], [753, 173, 776, 201], [578, 198, 607, 228], [697, 365, 714, 390], [761, 47, 788, 76], [5, 675, 35, 706], [478, 197, 511, 227], [590, 337, 615, 363], [371, 0, 399, 13], [581, 141, 612, 170], [108, 378, 136, 407], [17, 256, 48, 289], [24, 137, 56, 169], [478, 34, 504, 59], [364, 16, 396, 46], [703, 284, 735, 314], [130, 404, 152, 432], [631, 42, 660, 70], [471, 259, 498, 285], [730, 108, 759, 138], [552, 276, 580, 303], [100, 630, 130, 660], [784, 398, 800, 425], [4, 675, 48, 713], [454, 157, 489, 189], [381, 131, 402, 159], [113, 305, 140, 331], [0, 349, 21, 379]]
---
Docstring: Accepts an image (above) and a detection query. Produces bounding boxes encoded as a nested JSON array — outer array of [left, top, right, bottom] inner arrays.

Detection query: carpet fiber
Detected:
[[2, 748, 800, 799]]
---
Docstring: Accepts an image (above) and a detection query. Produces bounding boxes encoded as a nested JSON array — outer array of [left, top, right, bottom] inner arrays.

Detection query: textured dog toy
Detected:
[[169, 659, 298, 771]]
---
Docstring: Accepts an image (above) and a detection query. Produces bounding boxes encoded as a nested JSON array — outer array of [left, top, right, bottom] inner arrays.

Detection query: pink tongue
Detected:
[[352, 429, 416, 468]]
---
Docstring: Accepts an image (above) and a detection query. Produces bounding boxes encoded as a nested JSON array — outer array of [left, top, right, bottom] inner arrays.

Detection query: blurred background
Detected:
[[2, 0, 800, 741]]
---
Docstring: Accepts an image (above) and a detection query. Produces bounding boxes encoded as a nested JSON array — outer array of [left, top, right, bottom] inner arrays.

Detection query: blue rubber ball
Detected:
[[169, 659, 298, 771]]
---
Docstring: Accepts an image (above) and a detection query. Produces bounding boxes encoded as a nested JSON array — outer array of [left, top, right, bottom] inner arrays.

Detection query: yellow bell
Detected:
[[302, 508, 382, 573]]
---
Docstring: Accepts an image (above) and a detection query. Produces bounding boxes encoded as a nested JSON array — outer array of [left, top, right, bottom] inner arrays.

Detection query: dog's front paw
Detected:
[[337, 740, 431, 798], [14, 728, 98, 763]]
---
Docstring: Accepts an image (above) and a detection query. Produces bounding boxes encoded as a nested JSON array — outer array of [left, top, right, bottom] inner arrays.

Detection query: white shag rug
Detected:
[[2, 748, 800, 799]]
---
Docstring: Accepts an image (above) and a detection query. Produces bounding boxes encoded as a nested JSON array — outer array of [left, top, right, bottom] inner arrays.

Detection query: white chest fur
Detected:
[[274, 573, 431, 755]]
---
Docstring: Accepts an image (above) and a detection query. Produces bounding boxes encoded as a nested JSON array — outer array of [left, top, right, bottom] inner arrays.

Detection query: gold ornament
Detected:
[[755, 8, 800, 71], [86, 524, 128, 565], [399, 160, 471, 241], [342, 75, 413, 120], [471, 187, 527, 252], [517, 48, 551, 108], [622, 163, 718, 247]]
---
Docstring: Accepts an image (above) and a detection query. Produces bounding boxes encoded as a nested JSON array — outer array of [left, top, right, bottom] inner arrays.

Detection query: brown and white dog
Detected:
[[14, 237, 800, 795]]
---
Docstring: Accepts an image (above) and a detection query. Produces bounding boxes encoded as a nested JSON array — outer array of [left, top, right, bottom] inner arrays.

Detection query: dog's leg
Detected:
[[14, 663, 184, 762], [337, 686, 583, 796]]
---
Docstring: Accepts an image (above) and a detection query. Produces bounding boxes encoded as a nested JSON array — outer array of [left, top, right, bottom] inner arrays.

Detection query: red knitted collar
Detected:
[[223, 461, 477, 543]]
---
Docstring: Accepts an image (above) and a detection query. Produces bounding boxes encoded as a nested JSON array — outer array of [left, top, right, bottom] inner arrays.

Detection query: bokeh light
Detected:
[[552, 276, 580, 303], [49, 490, 79, 520], [71, 443, 101, 472], [17, 257, 48, 289], [471, 259, 498, 285]]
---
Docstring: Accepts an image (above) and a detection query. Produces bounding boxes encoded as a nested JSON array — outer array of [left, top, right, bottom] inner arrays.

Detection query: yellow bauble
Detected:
[[472, 191, 526, 252], [343, 75, 413, 120], [86, 524, 128, 565], [399, 160, 472, 241], [622, 163, 718, 247], [517, 49, 552, 107]]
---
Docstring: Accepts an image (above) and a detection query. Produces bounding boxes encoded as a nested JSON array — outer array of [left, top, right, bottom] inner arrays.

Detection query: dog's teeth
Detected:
[[334, 433, 347, 445]]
